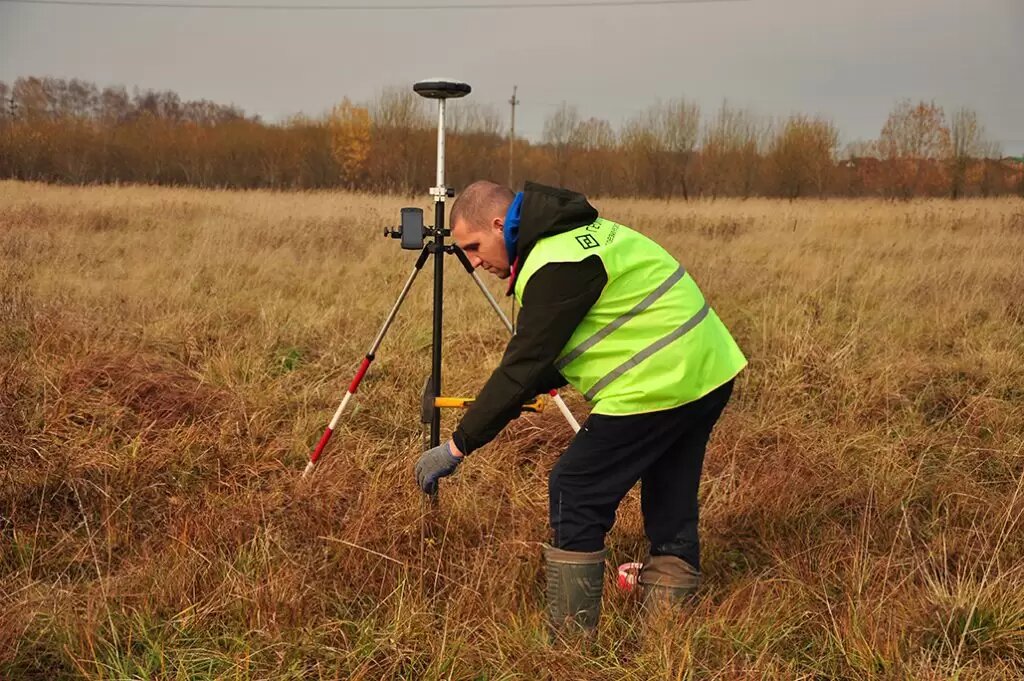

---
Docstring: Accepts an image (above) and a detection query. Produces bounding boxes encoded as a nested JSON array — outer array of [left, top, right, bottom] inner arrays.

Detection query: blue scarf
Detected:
[[503, 192, 524, 267]]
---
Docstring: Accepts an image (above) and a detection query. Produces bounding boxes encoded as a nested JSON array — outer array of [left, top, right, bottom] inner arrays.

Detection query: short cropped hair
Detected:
[[449, 181, 515, 232]]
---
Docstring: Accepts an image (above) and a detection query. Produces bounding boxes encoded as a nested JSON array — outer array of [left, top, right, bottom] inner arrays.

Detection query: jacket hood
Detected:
[[506, 181, 599, 294]]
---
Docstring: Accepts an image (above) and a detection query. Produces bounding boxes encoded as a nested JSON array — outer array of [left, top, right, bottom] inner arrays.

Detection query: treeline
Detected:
[[1, 76, 1021, 198]]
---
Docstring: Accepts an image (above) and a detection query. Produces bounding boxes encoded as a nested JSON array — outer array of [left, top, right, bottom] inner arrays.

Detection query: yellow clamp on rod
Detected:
[[435, 396, 546, 413]]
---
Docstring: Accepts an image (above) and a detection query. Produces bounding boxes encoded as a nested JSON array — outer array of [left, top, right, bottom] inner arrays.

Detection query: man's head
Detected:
[[449, 180, 515, 279]]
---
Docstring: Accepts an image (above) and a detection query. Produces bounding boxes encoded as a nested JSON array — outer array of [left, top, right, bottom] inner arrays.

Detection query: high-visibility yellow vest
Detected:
[[514, 218, 746, 415]]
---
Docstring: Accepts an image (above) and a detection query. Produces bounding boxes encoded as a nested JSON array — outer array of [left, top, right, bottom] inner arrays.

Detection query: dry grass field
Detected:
[[2, 181, 1023, 679]]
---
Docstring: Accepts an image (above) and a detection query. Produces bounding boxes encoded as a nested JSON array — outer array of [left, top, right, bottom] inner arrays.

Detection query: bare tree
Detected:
[[369, 86, 429, 130], [948, 107, 988, 199], [63, 79, 99, 119], [619, 99, 699, 199], [0, 81, 10, 123], [99, 86, 132, 124], [619, 114, 661, 198], [543, 102, 580, 186], [449, 101, 501, 136], [448, 101, 504, 189], [978, 139, 1004, 198], [702, 101, 764, 199], [571, 116, 616, 195], [767, 115, 838, 199], [368, 87, 431, 193], [878, 99, 951, 199], [656, 98, 700, 200], [12, 77, 53, 120]]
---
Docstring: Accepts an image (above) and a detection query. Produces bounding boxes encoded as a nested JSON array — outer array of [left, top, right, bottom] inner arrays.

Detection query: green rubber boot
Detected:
[[543, 544, 607, 635], [638, 554, 702, 614]]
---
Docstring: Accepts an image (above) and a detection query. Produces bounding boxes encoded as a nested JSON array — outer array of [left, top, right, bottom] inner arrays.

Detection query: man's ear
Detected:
[[492, 216, 504, 234]]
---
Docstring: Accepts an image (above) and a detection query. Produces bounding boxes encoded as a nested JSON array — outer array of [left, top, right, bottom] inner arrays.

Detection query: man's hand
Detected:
[[414, 440, 463, 495]]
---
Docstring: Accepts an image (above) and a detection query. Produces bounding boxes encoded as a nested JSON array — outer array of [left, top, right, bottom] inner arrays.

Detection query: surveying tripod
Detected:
[[303, 79, 580, 482]]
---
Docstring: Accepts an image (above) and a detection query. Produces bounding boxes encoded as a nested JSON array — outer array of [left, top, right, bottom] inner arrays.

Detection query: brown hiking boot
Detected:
[[638, 554, 701, 615], [543, 544, 607, 636]]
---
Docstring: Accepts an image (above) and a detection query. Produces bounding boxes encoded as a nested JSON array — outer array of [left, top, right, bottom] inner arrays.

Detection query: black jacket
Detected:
[[452, 182, 608, 455]]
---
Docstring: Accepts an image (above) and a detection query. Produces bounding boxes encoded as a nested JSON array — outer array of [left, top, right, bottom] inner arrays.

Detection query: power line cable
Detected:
[[0, 0, 744, 10]]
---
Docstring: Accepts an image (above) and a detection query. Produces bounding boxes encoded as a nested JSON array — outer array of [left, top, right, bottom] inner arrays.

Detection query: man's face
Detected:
[[452, 215, 511, 279]]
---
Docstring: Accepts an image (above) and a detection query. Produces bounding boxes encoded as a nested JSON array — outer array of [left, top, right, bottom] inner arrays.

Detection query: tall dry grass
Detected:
[[1, 181, 1023, 679]]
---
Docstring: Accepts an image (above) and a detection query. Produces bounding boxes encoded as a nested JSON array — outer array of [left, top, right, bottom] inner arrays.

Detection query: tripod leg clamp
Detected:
[[434, 396, 545, 414]]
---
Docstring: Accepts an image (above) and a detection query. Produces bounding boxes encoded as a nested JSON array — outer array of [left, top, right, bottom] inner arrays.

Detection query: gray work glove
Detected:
[[414, 441, 462, 495]]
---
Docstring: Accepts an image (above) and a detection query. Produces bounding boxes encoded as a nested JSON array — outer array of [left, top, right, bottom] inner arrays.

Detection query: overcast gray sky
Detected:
[[1, 0, 1022, 155]]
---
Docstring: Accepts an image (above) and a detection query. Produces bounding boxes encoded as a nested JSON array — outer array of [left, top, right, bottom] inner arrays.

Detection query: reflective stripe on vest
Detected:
[[554, 265, 687, 371], [583, 301, 710, 401]]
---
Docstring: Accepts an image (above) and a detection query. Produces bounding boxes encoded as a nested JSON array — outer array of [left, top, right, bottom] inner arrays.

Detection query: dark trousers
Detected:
[[548, 380, 733, 570]]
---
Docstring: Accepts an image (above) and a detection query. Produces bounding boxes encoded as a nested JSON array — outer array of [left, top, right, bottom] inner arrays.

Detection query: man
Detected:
[[414, 181, 746, 632]]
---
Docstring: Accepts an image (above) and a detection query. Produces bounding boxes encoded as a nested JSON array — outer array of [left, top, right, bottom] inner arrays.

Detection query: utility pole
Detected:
[[508, 85, 519, 188]]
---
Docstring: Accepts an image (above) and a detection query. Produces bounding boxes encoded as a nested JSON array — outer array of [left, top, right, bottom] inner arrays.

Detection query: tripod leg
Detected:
[[453, 246, 581, 434], [303, 247, 431, 478]]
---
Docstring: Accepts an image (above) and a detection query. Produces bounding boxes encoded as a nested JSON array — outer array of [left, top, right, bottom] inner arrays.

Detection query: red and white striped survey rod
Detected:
[[303, 254, 427, 478], [303, 356, 371, 478]]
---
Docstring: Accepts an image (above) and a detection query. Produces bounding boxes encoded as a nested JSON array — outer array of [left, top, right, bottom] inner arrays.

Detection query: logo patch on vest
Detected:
[[575, 234, 600, 250]]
